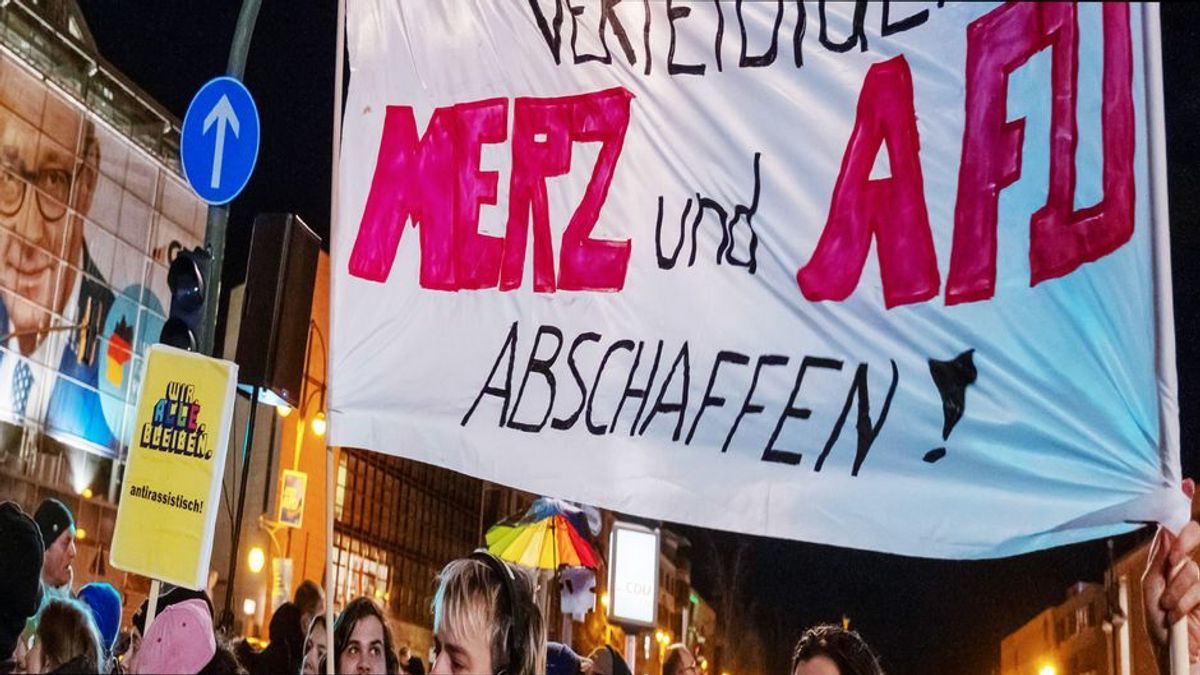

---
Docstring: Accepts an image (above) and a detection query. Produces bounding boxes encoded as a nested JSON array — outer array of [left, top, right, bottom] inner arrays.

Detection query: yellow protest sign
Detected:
[[110, 344, 238, 590]]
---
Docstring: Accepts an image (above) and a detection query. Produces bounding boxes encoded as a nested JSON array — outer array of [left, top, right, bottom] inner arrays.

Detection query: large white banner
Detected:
[[331, 1, 1187, 558]]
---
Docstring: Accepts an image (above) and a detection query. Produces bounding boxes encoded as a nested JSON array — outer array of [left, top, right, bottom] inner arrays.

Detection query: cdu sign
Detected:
[[607, 522, 659, 629]]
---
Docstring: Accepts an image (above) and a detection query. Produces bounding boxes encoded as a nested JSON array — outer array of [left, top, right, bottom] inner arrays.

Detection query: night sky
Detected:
[[77, 3, 1200, 674]]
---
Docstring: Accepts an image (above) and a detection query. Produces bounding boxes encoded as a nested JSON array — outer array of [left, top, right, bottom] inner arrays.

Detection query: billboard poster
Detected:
[[0, 50, 207, 461]]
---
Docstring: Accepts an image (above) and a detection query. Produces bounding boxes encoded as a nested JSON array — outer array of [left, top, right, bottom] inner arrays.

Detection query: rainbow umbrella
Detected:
[[486, 498, 599, 570]]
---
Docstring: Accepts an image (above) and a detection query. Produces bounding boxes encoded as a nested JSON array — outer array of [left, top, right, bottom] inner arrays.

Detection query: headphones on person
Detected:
[[469, 551, 528, 675]]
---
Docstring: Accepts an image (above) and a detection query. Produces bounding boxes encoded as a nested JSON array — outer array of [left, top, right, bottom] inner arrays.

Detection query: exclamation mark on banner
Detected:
[[923, 349, 977, 464]]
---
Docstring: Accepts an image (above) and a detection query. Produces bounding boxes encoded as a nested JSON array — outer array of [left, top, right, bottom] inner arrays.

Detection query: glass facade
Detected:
[[333, 450, 484, 626], [0, 2, 204, 474]]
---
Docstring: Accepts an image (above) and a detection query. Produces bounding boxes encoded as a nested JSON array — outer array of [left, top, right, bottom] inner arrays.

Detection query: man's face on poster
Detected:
[[0, 98, 95, 355]]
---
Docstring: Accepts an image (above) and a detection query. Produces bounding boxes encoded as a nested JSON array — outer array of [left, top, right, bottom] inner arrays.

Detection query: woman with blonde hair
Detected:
[[26, 598, 102, 674], [430, 552, 545, 675]]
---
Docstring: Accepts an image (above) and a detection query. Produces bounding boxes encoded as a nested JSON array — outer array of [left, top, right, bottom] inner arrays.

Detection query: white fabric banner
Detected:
[[331, 1, 1186, 558]]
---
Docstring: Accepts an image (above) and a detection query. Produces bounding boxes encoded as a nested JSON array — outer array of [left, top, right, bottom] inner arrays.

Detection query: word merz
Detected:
[[349, 88, 634, 293]]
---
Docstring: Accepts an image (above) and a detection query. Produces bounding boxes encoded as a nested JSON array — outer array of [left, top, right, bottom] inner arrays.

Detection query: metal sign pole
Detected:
[[200, 0, 262, 357], [325, 1, 347, 673]]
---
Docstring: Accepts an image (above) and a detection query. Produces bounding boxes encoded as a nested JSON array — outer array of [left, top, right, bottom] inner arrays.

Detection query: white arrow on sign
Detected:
[[202, 94, 241, 190]]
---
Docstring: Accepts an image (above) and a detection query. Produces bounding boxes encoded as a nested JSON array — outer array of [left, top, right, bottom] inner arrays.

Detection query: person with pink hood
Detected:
[[124, 598, 215, 674]]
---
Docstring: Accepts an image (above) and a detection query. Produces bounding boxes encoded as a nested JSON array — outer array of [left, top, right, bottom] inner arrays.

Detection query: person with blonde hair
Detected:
[[430, 552, 545, 675], [25, 598, 102, 674]]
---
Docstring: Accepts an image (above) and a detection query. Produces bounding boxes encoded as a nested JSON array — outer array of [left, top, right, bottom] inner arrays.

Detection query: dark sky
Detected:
[[76, 3, 1200, 674]]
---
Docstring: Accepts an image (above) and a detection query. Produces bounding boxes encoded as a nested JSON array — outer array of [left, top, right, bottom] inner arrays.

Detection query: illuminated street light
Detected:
[[311, 412, 327, 437], [243, 598, 256, 616], [276, 404, 292, 418], [247, 546, 265, 574], [1039, 665, 1056, 675]]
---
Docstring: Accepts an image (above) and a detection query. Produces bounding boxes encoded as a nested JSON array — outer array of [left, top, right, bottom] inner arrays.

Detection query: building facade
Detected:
[[1001, 499, 1200, 675], [0, 0, 205, 622], [1001, 582, 1112, 675]]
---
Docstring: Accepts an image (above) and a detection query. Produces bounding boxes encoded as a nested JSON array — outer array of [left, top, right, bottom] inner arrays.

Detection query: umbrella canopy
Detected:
[[486, 498, 599, 569]]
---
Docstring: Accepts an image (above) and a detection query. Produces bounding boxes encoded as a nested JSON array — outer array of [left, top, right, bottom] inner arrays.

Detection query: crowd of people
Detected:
[[3, 496, 1200, 675]]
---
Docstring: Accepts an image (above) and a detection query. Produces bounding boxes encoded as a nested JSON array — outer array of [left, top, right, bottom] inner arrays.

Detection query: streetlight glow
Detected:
[[311, 412, 327, 437], [243, 598, 256, 616], [247, 546, 265, 574], [1039, 665, 1056, 675]]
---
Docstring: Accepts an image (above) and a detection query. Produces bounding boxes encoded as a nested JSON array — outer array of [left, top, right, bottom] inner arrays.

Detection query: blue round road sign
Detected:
[[181, 76, 260, 205]]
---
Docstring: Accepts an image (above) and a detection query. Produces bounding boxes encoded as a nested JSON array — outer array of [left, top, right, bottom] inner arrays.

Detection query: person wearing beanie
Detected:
[[125, 598, 216, 674], [76, 582, 121, 658], [0, 501, 44, 675], [32, 498, 75, 594]]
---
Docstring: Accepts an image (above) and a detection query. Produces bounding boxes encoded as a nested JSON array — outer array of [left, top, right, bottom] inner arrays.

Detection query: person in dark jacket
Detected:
[[0, 502, 44, 675], [236, 581, 322, 675]]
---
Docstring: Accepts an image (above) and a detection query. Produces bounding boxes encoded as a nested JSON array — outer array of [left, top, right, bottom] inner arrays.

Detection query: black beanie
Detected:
[[33, 498, 74, 550], [0, 501, 45, 657]]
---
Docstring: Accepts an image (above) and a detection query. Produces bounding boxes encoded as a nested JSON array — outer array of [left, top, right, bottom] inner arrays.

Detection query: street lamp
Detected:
[[294, 321, 328, 446], [247, 546, 265, 574]]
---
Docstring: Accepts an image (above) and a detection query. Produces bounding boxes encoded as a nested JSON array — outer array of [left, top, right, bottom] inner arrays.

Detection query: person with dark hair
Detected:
[[790, 624, 883, 675], [0, 501, 44, 675], [333, 597, 398, 675], [294, 581, 325, 637], [32, 499, 75, 597], [237, 581, 324, 675], [587, 646, 632, 675], [26, 597, 103, 674], [662, 644, 697, 675], [301, 615, 327, 675], [430, 553, 546, 675]]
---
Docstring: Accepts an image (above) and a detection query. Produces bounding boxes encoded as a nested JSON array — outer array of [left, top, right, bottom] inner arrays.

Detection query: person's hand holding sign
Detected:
[[1143, 480, 1200, 674]]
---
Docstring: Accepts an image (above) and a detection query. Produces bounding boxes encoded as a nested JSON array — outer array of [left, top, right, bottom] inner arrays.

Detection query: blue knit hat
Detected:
[[78, 582, 122, 654]]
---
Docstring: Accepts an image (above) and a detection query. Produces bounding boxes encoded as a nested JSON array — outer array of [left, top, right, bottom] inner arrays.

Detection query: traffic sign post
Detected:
[[181, 76, 260, 206]]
